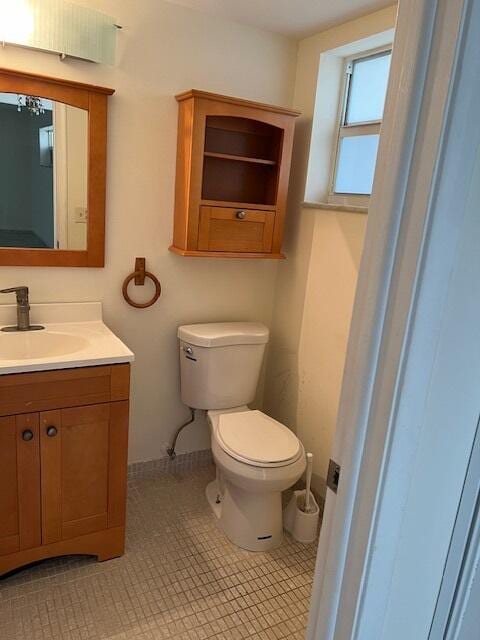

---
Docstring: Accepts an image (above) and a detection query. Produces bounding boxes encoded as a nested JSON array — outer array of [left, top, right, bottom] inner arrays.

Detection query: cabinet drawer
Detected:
[[198, 206, 274, 253], [0, 364, 130, 417]]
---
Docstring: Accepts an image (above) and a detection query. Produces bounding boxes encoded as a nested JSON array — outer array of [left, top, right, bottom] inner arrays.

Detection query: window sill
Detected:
[[302, 201, 368, 214]]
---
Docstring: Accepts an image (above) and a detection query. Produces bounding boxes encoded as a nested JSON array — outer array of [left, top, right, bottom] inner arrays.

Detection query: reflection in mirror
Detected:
[[0, 93, 88, 251]]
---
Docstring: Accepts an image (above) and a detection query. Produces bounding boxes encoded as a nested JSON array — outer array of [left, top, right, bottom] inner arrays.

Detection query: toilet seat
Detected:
[[216, 410, 302, 468]]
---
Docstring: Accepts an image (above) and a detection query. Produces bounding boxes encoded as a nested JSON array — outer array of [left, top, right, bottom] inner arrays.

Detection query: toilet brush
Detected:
[[303, 452, 314, 513], [283, 451, 319, 543]]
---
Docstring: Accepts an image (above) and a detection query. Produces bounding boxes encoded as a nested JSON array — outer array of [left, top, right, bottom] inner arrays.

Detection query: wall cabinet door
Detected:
[[40, 402, 129, 544], [198, 206, 274, 253], [0, 414, 41, 556]]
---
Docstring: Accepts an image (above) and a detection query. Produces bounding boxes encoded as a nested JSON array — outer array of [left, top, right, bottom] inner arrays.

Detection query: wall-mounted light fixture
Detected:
[[0, 0, 119, 64]]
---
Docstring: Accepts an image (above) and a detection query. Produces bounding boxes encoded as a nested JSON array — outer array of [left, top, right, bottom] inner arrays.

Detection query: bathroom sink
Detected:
[[0, 302, 134, 375], [0, 331, 89, 360]]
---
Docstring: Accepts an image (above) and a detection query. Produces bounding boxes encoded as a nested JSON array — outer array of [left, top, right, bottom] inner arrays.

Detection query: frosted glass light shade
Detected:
[[0, 0, 117, 64]]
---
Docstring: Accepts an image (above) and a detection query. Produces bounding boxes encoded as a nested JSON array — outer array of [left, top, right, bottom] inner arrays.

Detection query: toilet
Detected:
[[178, 322, 306, 551]]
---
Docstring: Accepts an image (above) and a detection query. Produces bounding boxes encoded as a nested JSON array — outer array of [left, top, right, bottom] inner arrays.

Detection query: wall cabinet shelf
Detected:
[[203, 152, 277, 166], [170, 90, 299, 259], [0, 364, 130, 576]]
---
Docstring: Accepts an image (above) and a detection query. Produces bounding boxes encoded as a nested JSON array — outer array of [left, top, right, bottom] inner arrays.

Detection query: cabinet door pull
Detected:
[[236, 210, 246, 220], [22, 429, 34, 441], [46, 426, 58, 438]]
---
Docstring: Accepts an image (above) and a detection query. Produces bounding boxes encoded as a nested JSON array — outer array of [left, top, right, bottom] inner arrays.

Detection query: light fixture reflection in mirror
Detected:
[[17, 94, 46, 115], [0, 92, 88, 251], [0, 0, 34, 44]]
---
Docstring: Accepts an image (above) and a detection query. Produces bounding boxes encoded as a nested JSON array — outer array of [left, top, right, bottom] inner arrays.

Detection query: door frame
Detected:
[[306, 0, 480, 637], [53, 101, 68, 250]]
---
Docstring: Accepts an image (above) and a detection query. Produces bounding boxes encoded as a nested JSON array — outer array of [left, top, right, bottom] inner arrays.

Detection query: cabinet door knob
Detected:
[[46, 426, 58, 438], [236, 210, 246, 220], [22, 429, 34, 442]]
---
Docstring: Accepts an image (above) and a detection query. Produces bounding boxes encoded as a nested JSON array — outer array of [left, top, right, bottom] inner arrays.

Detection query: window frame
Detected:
[[328, 45, 392, 207]]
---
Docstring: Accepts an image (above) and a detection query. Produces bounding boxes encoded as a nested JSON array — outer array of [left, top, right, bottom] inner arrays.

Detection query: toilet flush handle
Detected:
[[183, 346, 194, 355]]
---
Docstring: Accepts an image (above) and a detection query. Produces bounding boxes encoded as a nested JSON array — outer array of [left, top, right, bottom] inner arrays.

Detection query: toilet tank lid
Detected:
[[178, 322, 269, 347]]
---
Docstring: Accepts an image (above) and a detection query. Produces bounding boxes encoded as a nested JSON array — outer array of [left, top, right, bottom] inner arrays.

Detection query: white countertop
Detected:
[[0, 302, 134, 375]]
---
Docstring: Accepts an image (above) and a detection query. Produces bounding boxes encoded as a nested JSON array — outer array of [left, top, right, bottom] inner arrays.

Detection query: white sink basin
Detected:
[[0, 331, 90, 360], [0, 302, 134, 375]]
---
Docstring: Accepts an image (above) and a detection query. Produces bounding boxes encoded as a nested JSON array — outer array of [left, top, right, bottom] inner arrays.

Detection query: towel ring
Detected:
[[122, 258, 161, 309]]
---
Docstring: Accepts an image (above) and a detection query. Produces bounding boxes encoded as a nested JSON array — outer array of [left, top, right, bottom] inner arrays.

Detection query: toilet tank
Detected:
[[178, 322, 269, 410]]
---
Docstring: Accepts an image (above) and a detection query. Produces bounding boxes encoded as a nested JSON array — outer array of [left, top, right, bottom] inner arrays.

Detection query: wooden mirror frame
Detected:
[[0, 68, 114, 267]]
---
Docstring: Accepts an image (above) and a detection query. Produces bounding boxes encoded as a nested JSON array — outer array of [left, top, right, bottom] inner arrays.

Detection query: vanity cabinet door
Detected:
[[40, 402, 129, 544], [0, 414, 41, 556]]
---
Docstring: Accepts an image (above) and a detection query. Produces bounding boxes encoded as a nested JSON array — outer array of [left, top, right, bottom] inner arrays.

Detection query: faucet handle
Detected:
[[0, 286, 29, 303]]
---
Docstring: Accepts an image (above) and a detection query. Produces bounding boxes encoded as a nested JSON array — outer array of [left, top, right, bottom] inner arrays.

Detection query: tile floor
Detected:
[[0, 454, 318, 640]]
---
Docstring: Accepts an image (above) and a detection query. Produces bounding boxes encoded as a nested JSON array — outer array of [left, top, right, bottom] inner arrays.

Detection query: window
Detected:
[[330, 48, 392, 204]]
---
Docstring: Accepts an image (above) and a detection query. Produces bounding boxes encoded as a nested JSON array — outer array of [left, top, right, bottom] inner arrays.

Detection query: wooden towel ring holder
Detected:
[[122, 257, 161, 308]]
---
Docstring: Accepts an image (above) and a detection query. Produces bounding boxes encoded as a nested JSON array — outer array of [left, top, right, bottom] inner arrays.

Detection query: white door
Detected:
[[429, 419, 480, 639]]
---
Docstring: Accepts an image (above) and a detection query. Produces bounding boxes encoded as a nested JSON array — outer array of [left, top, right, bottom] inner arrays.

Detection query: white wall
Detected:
[[264, 6, 397, 494], [0, 0, 297, 462]]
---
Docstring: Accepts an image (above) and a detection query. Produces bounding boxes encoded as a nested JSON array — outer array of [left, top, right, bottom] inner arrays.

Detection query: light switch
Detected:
[[74, 207, 88, 223]]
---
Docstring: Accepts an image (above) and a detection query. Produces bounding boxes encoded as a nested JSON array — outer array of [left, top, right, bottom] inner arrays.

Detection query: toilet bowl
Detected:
[[206, 407, 306, 551]]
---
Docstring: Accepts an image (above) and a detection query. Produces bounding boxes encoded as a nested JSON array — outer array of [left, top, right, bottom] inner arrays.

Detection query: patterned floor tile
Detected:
[[0, 458, 317, 639]]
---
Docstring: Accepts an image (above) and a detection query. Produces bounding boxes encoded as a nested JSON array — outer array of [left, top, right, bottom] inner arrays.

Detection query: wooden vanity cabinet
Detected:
[[170, 90, 300, 259], [0, 364, 130, 576]]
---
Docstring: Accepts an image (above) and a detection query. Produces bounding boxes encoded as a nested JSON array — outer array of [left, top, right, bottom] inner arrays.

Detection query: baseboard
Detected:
[[128, 448, 213, 480]]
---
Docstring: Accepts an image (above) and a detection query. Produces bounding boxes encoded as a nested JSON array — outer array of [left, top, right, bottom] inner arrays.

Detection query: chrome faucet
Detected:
[[0, 287, 44, 332]]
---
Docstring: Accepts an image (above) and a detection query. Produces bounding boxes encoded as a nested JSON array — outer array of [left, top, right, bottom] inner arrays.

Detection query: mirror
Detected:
[[0, 68, 114, 267], [0, 93, 88, 251]]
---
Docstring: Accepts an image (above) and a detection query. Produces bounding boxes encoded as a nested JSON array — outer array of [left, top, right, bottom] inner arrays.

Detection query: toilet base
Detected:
[[206, 479, 283, 552]]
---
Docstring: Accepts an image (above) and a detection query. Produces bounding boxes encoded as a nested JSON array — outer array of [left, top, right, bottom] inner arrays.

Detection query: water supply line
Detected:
[[167, 408, 196, 459]]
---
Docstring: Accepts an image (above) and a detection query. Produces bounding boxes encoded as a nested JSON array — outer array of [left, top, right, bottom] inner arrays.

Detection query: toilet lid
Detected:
[[217, 410, 301, 464]]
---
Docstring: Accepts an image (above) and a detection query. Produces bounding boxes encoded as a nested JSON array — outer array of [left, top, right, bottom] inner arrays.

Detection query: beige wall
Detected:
[[264, 6, 397, 494], [0, 0, 398, 479], [296, 208, 366, 490], [0, 0, 297, 462]]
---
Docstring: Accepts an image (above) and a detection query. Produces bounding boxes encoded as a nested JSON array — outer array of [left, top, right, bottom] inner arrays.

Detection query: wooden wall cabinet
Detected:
[[170, 90, 300, 259], [0, 364, 130, 576]]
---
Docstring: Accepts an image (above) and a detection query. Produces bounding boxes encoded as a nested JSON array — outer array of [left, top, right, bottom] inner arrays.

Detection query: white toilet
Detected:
[[178, 322, 306, 552]]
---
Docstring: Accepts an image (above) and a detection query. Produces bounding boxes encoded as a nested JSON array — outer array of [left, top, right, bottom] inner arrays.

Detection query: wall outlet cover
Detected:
[[75, 207, 88, 223]]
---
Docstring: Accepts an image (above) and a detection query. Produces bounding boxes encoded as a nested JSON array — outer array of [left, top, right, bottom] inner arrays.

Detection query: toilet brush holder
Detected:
[[283, 489, 320, 544]]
